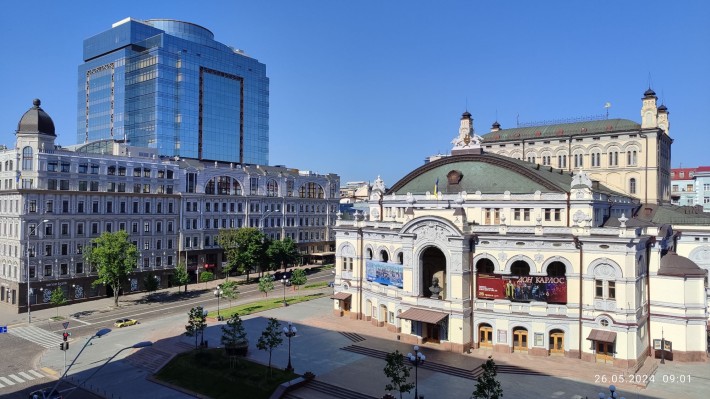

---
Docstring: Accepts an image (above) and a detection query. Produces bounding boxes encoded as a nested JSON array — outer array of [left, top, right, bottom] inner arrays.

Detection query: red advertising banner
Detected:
[[476, 274, 567, 304]]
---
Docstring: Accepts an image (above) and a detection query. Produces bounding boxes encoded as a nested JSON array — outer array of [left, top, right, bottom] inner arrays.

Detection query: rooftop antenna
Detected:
[[604, 102, 611, 119], [516, 113, 520, 127], [465, 97, 468, 112], [647, 72, 653, 89]]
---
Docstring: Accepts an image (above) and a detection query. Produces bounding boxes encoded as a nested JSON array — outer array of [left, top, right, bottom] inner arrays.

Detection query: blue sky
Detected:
[[1, 1, 708, 185]]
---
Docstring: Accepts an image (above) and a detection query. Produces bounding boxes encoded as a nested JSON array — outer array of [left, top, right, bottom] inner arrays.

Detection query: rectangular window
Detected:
[[76, 263, 84, 274], [90, 164, 99, 174], [77, 223, 84, 235], [91, 223, 99, 235], [523, 208, 530, 222], [78, 163, 88, 174], [595, 280, 603, 298], [514, 208, 521, 221], [608, 281, 616, 299], [92, 201, 99, 213], [60, 180, 70, 190], [106, 201, 113, 213], [44, 264, 52, 277], [78, 181, 88, 191]]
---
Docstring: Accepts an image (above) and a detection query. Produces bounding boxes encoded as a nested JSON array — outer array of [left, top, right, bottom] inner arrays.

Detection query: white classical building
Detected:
[[332, 110, 708, 366], [0, 99, 339, 313]]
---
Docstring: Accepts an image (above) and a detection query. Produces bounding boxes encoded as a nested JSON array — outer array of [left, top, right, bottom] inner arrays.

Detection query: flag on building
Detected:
[[434, 178, 439, 199]]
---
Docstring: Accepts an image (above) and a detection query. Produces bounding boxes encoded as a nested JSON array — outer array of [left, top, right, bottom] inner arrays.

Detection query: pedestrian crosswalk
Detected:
[[0, 369, 46, 388], [7, 325, 64, 348]]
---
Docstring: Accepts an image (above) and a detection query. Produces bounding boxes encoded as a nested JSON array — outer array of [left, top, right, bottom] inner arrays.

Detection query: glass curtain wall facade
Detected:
[[77, 18, 269, 165]]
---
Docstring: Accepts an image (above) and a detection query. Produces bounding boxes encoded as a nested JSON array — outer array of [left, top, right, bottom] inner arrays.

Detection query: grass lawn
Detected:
[[156, 349, 296, 399], [207, 292, 324, 319], [303, 281, 329, 289]]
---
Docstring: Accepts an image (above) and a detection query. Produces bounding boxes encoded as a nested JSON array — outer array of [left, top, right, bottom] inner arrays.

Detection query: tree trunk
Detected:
[[113, 285, 120, 306]]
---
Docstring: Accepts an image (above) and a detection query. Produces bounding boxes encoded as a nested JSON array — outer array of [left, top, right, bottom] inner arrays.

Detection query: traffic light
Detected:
[[59, 343, 63, 351], [59, 342, 69, 351], [62, 332, 69, 342]]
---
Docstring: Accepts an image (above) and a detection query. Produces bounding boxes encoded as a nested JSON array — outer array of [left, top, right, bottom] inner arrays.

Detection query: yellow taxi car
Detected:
[[114, 318, 138, 328]]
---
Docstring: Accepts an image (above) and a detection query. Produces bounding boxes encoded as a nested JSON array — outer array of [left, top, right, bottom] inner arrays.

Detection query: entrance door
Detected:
[[342, 299, 351, 315], [426, 323, 440, 343], [479, 325, 493, 348], [595, 341, 614, 363], [549, 331, 564, 355], [513, 328, 528, 352]]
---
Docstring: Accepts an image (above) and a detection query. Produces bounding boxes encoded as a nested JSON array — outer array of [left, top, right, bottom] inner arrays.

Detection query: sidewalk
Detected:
[[0, 264, 328, 328]]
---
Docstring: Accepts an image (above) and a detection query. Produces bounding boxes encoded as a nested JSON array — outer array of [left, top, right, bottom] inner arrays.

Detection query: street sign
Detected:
[[62, 321, 69, 330], [0, 326, 7, 333]]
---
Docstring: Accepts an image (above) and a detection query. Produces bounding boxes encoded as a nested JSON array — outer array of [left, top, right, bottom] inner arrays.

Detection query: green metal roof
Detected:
[[389, 153, 574, 195], [480, 118, 641, 142]]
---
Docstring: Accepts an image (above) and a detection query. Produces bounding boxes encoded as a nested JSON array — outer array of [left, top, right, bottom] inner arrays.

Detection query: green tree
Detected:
[[472, 356, 503, 399], [173, 261, 190, 293], [217, 228, 265, 283], [384, 350, 414, 399], [84, 230, 139, 306], [258, 275, 275, 297], [143, 274, 159, 294], [185, 306, 207, 349], [256, 317, 283, 377], [267, 237, 301, 271], [290, 268, 307, 290], [221, 313, 248, 358], [220, 280, 239, 309], [199, 271, 214, 288], [49, 288, 68, 318]]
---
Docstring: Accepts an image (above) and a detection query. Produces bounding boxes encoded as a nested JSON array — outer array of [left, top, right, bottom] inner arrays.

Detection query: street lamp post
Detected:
[[63, 341, 152, 399], [200, 309, 208, 347], [26, 219, 49, 323], [281, 277, 288, 307], [407, 345, 426, 399], [214, 287, 223, 320], [49, 328, 111, 395], [283, 322, 297, 372], [598, 384, 626, 399], [660, 327, 666, 364]]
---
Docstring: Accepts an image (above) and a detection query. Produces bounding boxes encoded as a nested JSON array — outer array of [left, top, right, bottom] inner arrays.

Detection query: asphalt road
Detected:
[[0, 267, 334, 399], [52, 268, 333, 339]]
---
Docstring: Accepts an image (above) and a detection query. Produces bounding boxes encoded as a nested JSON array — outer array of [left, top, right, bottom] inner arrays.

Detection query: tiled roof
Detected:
[[480, 118, 640, 142], [633, 204, 710, 226]]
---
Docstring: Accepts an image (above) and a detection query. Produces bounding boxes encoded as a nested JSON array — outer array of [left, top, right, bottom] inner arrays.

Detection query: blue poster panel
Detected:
[[366, 260, 403, 288]]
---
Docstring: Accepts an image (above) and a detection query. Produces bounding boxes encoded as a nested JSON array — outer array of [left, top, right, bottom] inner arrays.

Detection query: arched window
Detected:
[[547, 262, 566, 277], [205, 179, 215, 194], [590, 150, 601, 168], [366, 248, 373, 259], [232, 179, 242, 196], [397, 252, 404, 264], [299, 182, 324, 199], [380, 250, 389, 262], [22, 147, 33, 171], [629, 178, 637, 194], [266, 180, 278, 197], [557, 153, 567, 169], [511, 261, 530, 276], [608, 149, 619, 166], [476, 259, 495, 274], [573, 152, 584, 168], [627, 150, 638, 166]]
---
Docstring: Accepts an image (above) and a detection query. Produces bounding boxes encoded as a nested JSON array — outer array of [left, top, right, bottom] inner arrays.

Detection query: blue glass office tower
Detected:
[[78, 18, 269, 164]]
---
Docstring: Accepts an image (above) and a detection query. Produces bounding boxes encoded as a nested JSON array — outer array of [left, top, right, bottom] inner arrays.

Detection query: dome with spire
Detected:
[[461, 111, 472, 119], [657, 104, 668, 112], [643, 88, 657, 97], [17, 99, 56, 136], [492, 121, 501, 129]]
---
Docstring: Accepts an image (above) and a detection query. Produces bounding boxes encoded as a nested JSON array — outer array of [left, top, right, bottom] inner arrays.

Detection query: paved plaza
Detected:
[[3, 287, 709, 399]]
